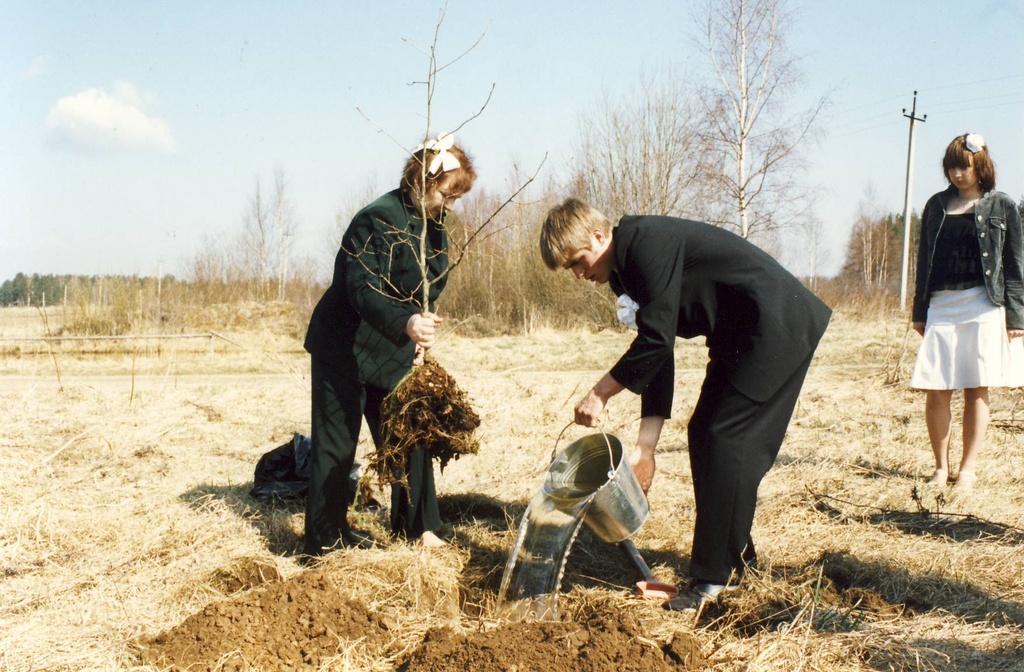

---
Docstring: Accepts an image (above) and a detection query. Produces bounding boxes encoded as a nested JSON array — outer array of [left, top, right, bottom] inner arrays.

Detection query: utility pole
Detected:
[[899, 91, 926, 311]]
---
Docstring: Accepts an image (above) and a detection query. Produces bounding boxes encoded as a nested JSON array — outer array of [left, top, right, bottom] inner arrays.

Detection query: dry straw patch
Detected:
[[2, 306, 1024, 671]]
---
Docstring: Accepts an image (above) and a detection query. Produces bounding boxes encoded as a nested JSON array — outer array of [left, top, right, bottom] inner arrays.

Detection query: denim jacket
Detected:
[[912, 184, 1024, 329]]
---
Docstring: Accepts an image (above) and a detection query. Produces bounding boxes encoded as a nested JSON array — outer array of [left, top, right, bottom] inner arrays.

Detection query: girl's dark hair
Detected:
[[942, 134, 996, 192]]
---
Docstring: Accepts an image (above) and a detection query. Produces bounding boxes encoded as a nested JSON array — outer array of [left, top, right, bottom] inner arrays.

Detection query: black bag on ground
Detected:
[[250, 433, 313, 502], [249, 433, 362, 504]]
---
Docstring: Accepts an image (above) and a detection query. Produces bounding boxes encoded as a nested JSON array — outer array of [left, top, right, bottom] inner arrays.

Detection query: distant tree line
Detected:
[[0, 273, 170, 308], [835, 195, 1024, 294], [0, 269, 323, 337], [5, 195, 1020, 337]]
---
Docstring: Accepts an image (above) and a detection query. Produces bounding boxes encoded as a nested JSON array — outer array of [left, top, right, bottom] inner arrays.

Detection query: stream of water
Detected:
[[496, 486, 596, 620], [496, 434, 628, 620]]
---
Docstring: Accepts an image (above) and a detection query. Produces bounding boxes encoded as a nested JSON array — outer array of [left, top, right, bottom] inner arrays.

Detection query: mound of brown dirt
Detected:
[[207, 557, 283, 594], [137, 564, 705, 672], [397, 608, 704, 672], [138, 569, 386, 671]]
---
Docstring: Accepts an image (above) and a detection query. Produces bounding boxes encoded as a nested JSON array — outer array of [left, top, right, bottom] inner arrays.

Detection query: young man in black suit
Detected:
[[540, 198, 831, 609]]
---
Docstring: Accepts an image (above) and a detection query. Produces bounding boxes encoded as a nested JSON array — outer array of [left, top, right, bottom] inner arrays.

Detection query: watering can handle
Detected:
[[552, 421, 616, 475]]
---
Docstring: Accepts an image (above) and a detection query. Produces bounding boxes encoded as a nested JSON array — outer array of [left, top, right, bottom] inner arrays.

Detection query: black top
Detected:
[[930, 213, 984, 293]]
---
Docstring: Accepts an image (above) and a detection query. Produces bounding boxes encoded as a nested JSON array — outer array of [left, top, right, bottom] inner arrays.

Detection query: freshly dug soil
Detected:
[[397, 606, 704, 671], [139, 569, 386, 671], [137, 568, 705, 672]]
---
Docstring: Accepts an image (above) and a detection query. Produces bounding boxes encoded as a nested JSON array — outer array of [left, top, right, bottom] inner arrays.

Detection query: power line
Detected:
[[925, 91, 1024, 110], [917, 73, 1023, 94], [833, 120, 902, 140], [833, 110, 901, 130], [828, 75, 1023, 134], [923, 99, 1024, 116]]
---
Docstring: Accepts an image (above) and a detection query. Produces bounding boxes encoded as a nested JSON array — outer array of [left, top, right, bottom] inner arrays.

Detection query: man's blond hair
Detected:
[[539, 198, 613, 270]]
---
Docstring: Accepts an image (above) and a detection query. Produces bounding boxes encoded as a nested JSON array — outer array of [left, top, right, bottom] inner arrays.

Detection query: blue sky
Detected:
[[2, 0, 1022, 283]]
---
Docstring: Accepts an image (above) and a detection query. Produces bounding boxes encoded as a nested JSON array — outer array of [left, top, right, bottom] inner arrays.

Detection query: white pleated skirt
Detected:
[[911, 286, 1024, 390]]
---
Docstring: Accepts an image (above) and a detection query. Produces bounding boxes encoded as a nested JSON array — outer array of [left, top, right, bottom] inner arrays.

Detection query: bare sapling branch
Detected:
[[445, 155, 547, 273]]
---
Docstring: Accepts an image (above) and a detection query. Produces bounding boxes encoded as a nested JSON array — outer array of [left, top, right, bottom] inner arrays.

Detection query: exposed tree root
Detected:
[[368, 356, 481, 490]]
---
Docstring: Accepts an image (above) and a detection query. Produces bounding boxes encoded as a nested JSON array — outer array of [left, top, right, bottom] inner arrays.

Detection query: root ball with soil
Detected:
[[368, 357, 481, 490]]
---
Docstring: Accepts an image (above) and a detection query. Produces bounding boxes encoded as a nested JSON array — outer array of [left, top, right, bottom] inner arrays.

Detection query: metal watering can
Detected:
[[546, 424, 678, 600], [546, 425, 648, 542]]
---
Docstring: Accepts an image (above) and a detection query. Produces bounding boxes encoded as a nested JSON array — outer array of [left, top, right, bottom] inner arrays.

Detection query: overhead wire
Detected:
[[826, 73, 1023, 138]]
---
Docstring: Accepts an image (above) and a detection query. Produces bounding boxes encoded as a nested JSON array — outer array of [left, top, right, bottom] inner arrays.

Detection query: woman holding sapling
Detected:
[[302, 134, 476, 555], [911, 133, 1024, 490]]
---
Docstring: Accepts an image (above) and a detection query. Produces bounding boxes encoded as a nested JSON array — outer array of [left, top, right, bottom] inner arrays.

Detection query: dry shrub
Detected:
[[369, 357, 481, 489]]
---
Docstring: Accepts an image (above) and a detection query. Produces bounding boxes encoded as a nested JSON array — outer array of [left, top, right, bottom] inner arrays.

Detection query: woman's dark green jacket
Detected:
[[304, 189, 449, 389]]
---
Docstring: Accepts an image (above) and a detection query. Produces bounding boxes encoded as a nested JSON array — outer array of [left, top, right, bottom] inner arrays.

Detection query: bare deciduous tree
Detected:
[[271, 167, 299, 301], [573, 71, 706, 222], [839, 184, 914, 292], [355, 3, 541, 314], [796, 213, 829, 291], [239, 178, 271, 296], [328, 177, 381, 260], [696, 0, 827, 241], [236, 168, 300, 300]]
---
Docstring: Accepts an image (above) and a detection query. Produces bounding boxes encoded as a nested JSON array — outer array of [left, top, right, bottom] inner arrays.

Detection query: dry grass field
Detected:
[[2, 305, 1024, 671]]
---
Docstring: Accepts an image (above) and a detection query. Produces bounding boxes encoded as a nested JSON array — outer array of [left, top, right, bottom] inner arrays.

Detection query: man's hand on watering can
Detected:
[[574, 389, 605, 427], [631, 416, 665, 495], [629, 449, 656, 495], [574, 373, 625, 427]]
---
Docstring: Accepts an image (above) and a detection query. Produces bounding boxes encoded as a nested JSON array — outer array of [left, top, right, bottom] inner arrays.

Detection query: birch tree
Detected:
[[271, 167, 298, 301], [796, 213, 828, 291], [697, 0, 827, 240], [240, 178, 271, 296], [839, 185, 914, 291]]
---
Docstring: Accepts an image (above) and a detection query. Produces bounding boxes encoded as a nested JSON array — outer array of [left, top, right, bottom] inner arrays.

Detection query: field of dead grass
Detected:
[[2, 306, 1024, 671]]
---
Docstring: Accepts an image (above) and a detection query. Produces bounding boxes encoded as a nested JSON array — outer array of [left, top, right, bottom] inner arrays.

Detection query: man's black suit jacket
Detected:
[[608, 216, 832, 418]]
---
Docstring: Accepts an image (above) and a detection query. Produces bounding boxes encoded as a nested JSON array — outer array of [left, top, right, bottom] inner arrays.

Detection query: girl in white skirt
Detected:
[[910, 133, 1024, 489]]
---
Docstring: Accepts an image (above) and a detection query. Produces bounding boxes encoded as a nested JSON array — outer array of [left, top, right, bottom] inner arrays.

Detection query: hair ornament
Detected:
[[415, 132, 461, 175], [964, 133, 986, 153]]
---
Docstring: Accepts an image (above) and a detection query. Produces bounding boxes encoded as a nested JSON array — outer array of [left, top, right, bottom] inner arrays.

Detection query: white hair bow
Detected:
[[965, 133, 986, 153], [415, 132, 461, 175]]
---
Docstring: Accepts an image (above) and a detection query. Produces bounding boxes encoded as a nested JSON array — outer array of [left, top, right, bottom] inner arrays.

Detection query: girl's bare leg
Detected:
[[924, 389, 954, 484], [957, 387, 989, 487]]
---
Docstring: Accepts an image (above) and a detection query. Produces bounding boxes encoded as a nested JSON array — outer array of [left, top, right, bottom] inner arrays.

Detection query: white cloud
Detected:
[[46, 82, 176, 153], [24, 56, 50, 79]]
